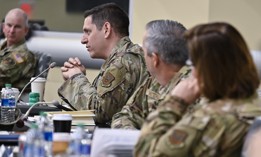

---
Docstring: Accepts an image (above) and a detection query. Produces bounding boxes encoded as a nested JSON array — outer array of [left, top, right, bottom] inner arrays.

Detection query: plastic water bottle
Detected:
[[38, 112, 53, 157], [18, 133, 27, 157], [69, 124, 91, 156], [24, 123, 45, 157], [1, 84, 16, 123]]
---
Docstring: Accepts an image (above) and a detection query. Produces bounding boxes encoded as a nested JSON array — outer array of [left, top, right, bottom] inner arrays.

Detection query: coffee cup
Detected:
[[30, 77, 46, 101], [53, 133, 71, 155], [52, 114, 72, 133]]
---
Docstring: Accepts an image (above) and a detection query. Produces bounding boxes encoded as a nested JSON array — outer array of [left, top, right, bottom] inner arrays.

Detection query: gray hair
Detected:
[[143, 20, 188, 65]]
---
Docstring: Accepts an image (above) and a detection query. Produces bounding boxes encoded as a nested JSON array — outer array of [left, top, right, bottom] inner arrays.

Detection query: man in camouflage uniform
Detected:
[[58, 3, 148, 126], [0, 8, 36, 90], [134, 22, 261, 157], [111, 20, 190, 129]]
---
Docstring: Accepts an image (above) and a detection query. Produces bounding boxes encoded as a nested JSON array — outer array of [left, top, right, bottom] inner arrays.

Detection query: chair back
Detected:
[[34, 51, 52, 78]]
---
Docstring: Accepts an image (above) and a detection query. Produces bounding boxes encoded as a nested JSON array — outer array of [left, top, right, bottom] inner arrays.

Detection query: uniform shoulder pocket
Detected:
[[97, 60, 127, 96]]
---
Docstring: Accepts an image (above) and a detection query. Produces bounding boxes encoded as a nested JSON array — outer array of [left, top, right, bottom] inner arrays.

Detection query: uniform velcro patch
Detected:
[[102, 72, 115, 87], [13, 53, 24, 63], [169, 129, 188, 145]]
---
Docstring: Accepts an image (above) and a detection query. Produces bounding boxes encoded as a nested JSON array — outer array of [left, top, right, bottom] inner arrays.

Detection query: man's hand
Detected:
[[61, 57, 86, 80]]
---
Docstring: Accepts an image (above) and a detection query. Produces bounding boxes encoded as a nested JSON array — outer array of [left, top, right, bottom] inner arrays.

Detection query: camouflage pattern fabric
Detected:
[[58, 37, 149, 125], [111, 66, 191, 129], [134, 94, 261, 157], [0, 40, 36, 90]]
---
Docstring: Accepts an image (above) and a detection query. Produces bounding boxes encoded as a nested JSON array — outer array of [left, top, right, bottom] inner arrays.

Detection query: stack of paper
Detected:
[[45, 110, 96, 131], [91, 128, 140, 157]]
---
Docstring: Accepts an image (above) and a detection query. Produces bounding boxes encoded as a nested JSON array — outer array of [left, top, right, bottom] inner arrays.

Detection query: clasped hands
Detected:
[[61, 57, 86, 80]]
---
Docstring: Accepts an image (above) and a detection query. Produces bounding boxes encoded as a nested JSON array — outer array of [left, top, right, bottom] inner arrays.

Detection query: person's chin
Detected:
[[89, 51, 96, 58], [7, 39, 17, 44]]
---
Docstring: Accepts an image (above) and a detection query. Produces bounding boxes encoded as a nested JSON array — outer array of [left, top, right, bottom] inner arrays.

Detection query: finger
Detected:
[[61, 66, 68, 72], [68, 57, 78, 65], [74, 57, 82, 65], [64, 61, 74, 68]]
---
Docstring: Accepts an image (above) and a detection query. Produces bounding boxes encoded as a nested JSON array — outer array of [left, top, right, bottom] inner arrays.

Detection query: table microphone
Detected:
[[15, 62, 56, 105], [15, 100, 59, 128], [15, 100, 73, 128]]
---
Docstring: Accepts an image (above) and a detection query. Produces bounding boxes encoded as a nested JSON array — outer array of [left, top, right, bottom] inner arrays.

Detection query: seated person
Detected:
[[111, 19, 190, 129], [134, 22, 261, 157], [58, 3, 148, 126], [0, 8, 36, 90]]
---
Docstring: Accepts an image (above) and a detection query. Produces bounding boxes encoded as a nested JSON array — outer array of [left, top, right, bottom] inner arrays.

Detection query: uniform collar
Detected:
[[0, 39, 26, 51]]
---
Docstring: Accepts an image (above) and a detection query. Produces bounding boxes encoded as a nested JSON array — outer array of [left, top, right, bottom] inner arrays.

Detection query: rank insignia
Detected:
[[169, 129, 188, 145], [102, 72, 115, 87]]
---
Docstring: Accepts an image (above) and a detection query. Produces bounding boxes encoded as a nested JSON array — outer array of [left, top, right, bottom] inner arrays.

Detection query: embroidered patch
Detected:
[[169, 129, 188, 145], [13, 53, 24, 63], [102, 72, 115, 87]]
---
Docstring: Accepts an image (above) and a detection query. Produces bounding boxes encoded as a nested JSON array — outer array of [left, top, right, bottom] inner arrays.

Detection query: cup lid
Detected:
[[52, 114, 72, 121], [30, 77, 46, 82]]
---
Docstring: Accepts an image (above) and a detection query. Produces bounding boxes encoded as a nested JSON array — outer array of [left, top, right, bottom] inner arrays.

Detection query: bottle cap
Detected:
[[29, 92, 40, 98], [5, 84, 11, 88], [40, 112, 47, 117], [30, 123, 38, 129], [29, 92, 40, 106]]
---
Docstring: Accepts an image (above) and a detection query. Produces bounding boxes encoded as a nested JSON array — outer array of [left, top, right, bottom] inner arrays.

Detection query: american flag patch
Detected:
[[13, 53, 24, 63]]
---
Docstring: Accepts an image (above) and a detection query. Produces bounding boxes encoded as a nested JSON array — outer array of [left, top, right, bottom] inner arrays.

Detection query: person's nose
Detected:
[[9, 26, 15, 33], [81, 35, 88, 44]]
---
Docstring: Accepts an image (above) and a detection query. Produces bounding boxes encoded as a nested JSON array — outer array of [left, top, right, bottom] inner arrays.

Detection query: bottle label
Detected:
[[9, 98, 16, 107], [44, 132, 53, 141], [1, 99, 9, 107]]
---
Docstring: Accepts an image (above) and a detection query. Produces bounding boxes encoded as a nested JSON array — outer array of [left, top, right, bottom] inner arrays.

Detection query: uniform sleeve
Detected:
[[0, 50, 35, 87], [134, 95, 188, 157], [58, 54, 148, 124], [112, 67, 191, 130], [134, 96, 248, 157], [111, 78, 151, 129]]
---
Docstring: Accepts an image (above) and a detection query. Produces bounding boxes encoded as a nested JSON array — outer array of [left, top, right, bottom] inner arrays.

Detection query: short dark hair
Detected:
[[184, 22, 260, 101], [84, 3, 129, 36]]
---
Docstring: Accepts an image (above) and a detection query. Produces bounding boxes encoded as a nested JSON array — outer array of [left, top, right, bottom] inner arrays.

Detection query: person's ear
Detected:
[[24, 27, 29, 35], [152, 52, 159, 67], [103, 22, 111, 38]]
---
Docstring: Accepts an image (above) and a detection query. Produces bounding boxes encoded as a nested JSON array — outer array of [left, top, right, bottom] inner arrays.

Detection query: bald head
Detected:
[[5, 8, 29, 27], [3, 8, 29, 46]]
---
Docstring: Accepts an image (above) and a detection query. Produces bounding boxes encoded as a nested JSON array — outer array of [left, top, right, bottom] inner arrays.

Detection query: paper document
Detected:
[[91, 128, 140, 157]]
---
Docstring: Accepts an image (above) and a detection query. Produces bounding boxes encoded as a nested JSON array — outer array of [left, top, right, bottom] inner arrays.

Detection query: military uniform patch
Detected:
[[12, 53, 24, 63], [102, 72, 115, 87], [169, 129, 188, 145]]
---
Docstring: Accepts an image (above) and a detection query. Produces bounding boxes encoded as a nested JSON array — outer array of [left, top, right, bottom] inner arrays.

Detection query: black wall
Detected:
[[66, 0, 129, 14]]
